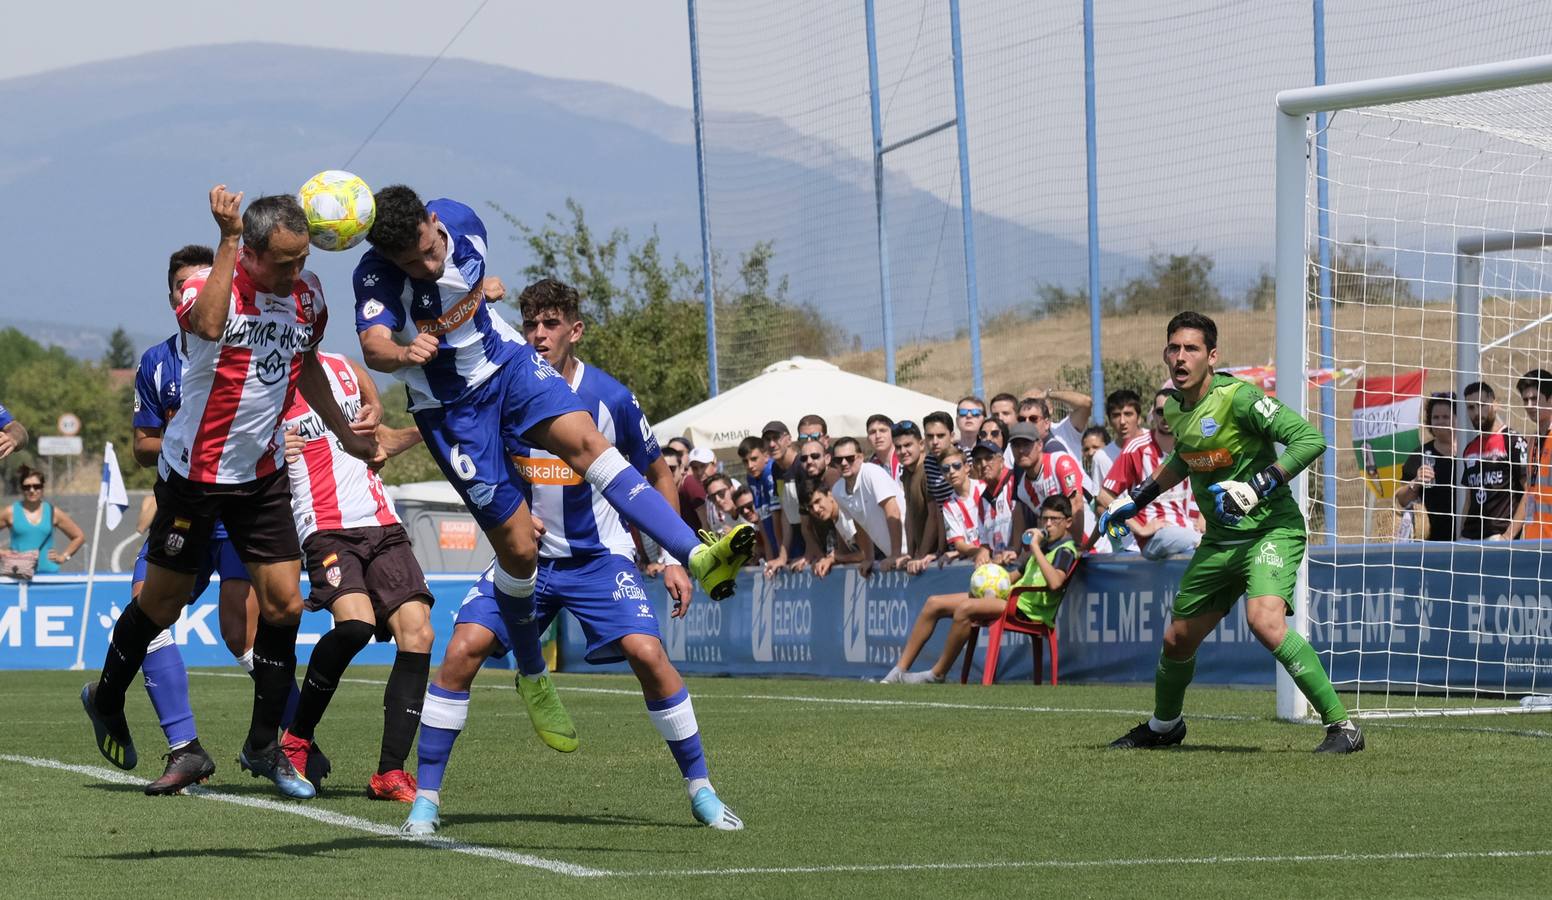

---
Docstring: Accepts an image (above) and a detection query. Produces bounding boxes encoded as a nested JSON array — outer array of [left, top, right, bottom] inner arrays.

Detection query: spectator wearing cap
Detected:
[[1008, 420, 1087, 546], [865, 413, 901, 480], [763, 420, 809, 573], [971, 436, 1017, 565], [955, 395, 986, 453], [893, 420, 945, 574], [831, 436, 906, 576], [921, 410, 957, 507], [1099, 388, 1204, 558], [1018, 394, 1101, 498], [989, 392, 1019, 432], [802, 481, 866, 578], [660, 444, 706, 533], [739, 435, 779, 552], [685, 445, 718, 527]]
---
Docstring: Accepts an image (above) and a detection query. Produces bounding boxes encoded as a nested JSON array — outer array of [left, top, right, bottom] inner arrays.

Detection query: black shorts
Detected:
[[303, 524, 431, 641], [146, 469, 300, 575]]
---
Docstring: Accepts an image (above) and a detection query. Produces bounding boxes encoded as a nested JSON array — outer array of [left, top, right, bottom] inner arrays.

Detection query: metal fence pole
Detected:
[[1083, 0, 1103, 423], [865, 0, 897, 384], [949, 0, 984, 399], [687, 0, 719, 395]]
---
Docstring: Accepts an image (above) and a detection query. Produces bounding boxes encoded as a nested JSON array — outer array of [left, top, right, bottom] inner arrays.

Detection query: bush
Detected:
[[1055, 356, 1167, 407]]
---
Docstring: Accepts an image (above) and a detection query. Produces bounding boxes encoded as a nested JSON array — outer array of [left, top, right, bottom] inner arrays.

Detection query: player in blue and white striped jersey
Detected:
[[402, 279, 742, 836]]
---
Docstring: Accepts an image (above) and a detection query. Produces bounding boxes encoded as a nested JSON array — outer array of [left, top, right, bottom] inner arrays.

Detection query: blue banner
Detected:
[[5, 543, 1549, 694]]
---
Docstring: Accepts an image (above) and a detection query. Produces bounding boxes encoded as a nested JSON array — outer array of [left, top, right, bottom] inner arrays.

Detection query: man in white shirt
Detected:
[[830, 436, 906, 575]]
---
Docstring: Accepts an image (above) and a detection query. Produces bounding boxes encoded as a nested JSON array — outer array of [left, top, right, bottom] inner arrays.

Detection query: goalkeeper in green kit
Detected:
[[1100, 312, 1364, 754]]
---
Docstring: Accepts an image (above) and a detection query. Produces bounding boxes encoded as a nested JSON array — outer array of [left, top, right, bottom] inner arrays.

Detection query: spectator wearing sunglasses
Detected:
[[792, 439, 841, 573], [921, 411, 957, 506], [971, 438, 1018, 565], [831, 436, 906, 576], [955, 396, 987, 453], [795, 414, 830, 452], [2, 466, 85, 572], [893, 421, 945, 574], [762, 420, 810, 575], [702, 473, 740, 537], [865, 414, 901, 481], [937, 448, 985, 564]]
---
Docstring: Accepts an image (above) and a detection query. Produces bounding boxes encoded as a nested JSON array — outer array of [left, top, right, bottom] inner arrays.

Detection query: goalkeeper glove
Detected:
[[1208, 467, 1284, 525], [1100, 482, 1159, 539]]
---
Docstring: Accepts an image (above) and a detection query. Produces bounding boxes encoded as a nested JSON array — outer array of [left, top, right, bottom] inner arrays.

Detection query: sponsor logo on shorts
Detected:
[[1180, 448, 1234, 471], [326, 566, 342, 587], [613, 570, 649, 604], [637, 603, 654, 619], [415, 290, 483, 336], [468, 482, 496, 508], [1200, 416, 1219, 437], [511, 455, 582, 486], [1256, 541, 1285, 569]]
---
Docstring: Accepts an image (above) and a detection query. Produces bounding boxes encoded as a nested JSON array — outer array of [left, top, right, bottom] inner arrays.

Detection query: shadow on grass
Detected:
[[1092, 744, 1267, 753], [85, 834, 692, 863], [443, 811, 699, 829]]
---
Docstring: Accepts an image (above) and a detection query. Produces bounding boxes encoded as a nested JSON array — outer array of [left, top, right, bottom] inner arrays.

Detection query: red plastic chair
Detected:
[[959, 587, 1060, 686]]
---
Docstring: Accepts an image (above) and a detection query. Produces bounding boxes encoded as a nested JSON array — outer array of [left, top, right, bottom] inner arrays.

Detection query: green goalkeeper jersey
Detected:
[[1161, 372, 1325, 542]]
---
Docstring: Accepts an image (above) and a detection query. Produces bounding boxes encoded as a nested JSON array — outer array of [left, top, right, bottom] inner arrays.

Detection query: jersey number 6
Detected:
[[450, 444, 478, 481]]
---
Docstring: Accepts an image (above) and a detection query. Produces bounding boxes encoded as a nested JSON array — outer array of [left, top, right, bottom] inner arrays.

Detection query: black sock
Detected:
[[246, 617, 300, 752], [379, 650, 430, 774], [287, 620, 374, 743], [95, 601, 164, 715]]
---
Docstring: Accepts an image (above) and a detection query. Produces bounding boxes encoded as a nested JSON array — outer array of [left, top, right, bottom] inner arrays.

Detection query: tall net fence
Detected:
[[693, 0, 1552, 401]]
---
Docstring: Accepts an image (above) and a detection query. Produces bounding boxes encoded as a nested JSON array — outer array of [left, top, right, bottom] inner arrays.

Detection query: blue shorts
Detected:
[[455, 554, 661, 665], [413, 353, 586, 530], [133, 534, 249, 602]]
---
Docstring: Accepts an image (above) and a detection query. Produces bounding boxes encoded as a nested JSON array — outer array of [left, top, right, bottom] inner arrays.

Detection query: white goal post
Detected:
[[1275, 55, 1552, 722]]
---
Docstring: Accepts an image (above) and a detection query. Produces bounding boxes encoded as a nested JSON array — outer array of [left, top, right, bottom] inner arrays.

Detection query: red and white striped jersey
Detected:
[[161, 262, 327, 485], [1015, 448, 1085, 514], [977, 470, 1017, 552], [1103, 432, 1198, 540], [283, 352, 398, 541], [942, 480, 986, 548]]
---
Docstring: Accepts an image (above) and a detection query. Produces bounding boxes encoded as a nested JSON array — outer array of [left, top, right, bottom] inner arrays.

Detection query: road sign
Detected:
[[56, 413, 81, 436], [37, 436, 83, 456]]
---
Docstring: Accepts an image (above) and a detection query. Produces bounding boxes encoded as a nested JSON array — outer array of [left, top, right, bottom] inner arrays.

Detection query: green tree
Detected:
[[1113, 251, 1224, 314], [104, 327, 137, 369], [1308, 237, 1419, 306], [1055, 356, 1167, 409]]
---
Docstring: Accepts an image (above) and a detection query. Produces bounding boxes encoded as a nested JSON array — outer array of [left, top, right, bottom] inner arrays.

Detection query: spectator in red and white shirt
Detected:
[[1009, 420, 1087, 546], [937, 448, 985, 563], [865, 413, 902, 480], [971, 439, 1017, 565], [1099, 388, 1204, 559]]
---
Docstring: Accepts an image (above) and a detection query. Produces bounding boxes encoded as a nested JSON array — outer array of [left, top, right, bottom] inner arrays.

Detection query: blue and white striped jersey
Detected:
[[510, 361, 661, 560], [353, 198, 524, 411], [132, 336, 183, 430]]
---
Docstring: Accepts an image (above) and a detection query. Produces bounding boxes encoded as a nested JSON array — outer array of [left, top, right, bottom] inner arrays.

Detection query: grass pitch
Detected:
[[3, 667, 1549, 898]]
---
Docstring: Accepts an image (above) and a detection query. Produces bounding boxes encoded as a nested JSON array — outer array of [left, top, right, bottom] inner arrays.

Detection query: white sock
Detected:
[[686, 777, 712, 798], [521, 668, 547, 682], [235, 649, 255, 674], [1148, 715, 1181, 733], [169, 739, 192, 752], [492, 564, 536, 599], [416, 788, 441, 805]]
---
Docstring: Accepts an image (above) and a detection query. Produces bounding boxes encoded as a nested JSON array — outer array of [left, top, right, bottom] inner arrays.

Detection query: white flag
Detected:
[[100, 442, 129, 530]]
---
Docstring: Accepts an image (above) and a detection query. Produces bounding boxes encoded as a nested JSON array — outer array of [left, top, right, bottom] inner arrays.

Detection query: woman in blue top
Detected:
[[2, 466, 85, 573]]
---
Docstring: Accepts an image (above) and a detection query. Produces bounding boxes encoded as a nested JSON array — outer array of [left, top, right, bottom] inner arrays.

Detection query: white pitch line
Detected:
[[626, 848, 1552, 878], [0, 754, 604, 878], [8, 753, 1551, 880]]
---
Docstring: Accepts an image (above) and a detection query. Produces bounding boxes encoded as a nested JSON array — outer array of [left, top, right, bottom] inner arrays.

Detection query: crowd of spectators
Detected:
[[650, 384, 1213, 582], [1393, 371, 1552, 542]]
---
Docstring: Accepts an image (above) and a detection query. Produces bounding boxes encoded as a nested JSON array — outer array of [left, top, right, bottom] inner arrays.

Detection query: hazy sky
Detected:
[[0, 0, 694, 107]]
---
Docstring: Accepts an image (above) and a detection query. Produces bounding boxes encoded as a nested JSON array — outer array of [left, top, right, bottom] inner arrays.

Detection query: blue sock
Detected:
[[491, 564, 538, 660], [585, 448, 701, 563], [143, 637, 197, 750], [281, 681, 301, 730], [416, 685, 469, 793], [512, 618, 548, 677], [646, 687, 709, 781]]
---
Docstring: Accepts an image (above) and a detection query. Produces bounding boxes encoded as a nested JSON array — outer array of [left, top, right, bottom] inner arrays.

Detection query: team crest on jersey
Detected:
[[1200, 417, 1219, 437], [362, 299, 384, 319], [468, 482, 496, 508]]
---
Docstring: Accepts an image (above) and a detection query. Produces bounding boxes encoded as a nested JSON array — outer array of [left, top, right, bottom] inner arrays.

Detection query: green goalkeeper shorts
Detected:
[[1172, 529, 1305, 620]]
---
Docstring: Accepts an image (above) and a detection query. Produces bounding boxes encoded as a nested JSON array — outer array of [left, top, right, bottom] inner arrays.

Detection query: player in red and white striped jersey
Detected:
[[1099, 389, 1204, 559], [84, 187, 380, 801], [1008, 420, 1087, 547], [278, 351, 431, 802]]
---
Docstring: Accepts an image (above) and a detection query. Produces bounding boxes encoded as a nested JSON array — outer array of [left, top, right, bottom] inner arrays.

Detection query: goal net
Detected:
[[1276, 57, 1552, 720]]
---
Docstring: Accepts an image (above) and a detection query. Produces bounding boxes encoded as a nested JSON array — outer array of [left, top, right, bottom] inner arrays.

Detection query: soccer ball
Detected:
[[297, 170, 375, 251], [968, 563, 1012, 600]]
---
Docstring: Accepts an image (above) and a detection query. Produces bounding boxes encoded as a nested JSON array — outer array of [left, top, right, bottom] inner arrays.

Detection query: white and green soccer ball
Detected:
[[968, 563, 1012, 600], [297, 169, 375, 251]]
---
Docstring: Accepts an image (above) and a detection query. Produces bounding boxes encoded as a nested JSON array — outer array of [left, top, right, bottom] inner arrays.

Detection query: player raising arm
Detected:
[[1100, 311, 1363, 753]]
